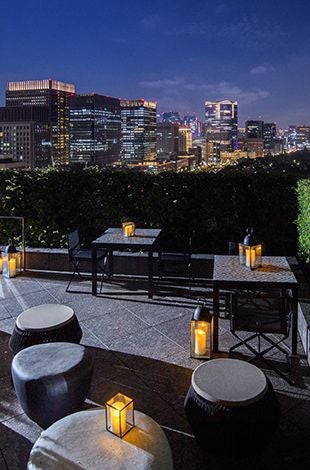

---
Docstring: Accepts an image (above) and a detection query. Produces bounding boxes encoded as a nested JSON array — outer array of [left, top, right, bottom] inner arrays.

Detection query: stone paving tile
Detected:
[[154, 312, 192, 349], [1, 289, 60, 318], [82, 307, 149, 347], [0, 301, 11, 321], [0, 277, 43, 300], [0, 318, 16, 335], [122, 300, 192, 326], [108, 326, 184, 360]]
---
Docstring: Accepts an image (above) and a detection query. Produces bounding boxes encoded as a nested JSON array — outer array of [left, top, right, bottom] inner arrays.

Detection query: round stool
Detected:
[[184, 359, 280, 454], [11, 342, 93, 428], [9, 304, 82, 354], [27, 408, 173, 469]]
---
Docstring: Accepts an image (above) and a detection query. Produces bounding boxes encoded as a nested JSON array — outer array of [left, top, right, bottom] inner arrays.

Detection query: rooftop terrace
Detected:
[[0, 266, 310, 470]]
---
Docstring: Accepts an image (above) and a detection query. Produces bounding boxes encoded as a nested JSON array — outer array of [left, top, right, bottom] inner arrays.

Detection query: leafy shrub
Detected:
[[0, 168, 301, 255], [297, 179, 310, 263]]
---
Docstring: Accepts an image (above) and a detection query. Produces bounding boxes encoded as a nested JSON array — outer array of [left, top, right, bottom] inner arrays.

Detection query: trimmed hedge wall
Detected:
[[0, 168, 302, 255], [297, 179, 310, 263]]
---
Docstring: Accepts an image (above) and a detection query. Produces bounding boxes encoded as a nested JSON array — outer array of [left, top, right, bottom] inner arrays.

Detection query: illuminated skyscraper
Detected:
[[0, 106, 50, 168], [156, 122, 179, 156], [120, 100, 157, 162], [178, 126, 192, 153], [205, 100, 238, 160], [263, 122, 277, 153], [6, 79, 75, 166], [69, 94, 121, 167], [246, 120, 264, 139], [162, 111, 181, 125]]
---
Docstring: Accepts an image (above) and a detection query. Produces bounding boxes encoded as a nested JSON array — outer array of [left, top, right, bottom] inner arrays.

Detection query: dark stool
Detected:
[[9, 304, 82, 354], [11, 342, 93, 428], [184, 359, 280, 455]]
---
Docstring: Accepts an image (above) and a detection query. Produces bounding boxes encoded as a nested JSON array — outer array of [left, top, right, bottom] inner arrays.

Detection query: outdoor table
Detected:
[[212, 255, 298, 355], [27, 408, 173, 469], [92, 228, 161, 299]]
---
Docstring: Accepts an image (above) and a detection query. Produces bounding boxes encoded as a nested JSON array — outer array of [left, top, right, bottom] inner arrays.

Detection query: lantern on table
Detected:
[[2, 239, 21, 278], [239, 227, 262, 270], [190, 302, 213, 359], [121, 218, 135, 237], [105, 392, 135, 438]]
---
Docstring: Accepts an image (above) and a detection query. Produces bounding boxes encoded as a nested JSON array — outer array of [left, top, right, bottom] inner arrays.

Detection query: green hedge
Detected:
[[297, 179, 310, 263], [0, 168, 301, 255]]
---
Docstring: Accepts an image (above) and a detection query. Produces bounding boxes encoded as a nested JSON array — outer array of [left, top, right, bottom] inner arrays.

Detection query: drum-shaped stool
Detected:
[[184, 359, 280, 455], [9, 304, 82, 354], [11, 342, 93, 428]]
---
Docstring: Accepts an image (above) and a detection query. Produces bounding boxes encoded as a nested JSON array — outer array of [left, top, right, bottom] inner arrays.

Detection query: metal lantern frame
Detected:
[[190, 302, 213, 359], [105, 392, 135, 438], [0, 216, 25, 273], [122, 221, 135, 237], [2, 243, 22, 278], [239, 227, 262, 271]]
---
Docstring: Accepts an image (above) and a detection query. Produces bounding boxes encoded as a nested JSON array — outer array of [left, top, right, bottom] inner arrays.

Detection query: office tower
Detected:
[[162, 111, 182, 125], [205, 100, 238, 160], [246, 120, 264, 139], [183, 114, 199, 136], [156, 122, 179, 156], [69, 94, 121, 167], [120, 100, 157, 162], [178, 126, 192, 153], [0, 106, 50, 168], [263, 122, 277, 153], [6, 79, 75, 166], [295, 126, 310, 149]]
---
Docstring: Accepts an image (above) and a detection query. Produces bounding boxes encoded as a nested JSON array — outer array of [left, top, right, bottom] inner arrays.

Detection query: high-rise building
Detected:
[[178, 126, 192, 153], [120, 100, 157, 162], [246, 120, 264, 139], [205, 100, 238, 160], [162, 111, 182, 125], [183, 114, 199, 136], [69, 94, 121, 167], [0, 106, 50, 168], [263, 122, 277, 153], [156, 122, 179, 156], [6, 79, 75, 166]]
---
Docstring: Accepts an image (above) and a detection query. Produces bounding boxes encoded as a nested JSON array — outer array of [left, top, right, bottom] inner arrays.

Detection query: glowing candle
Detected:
[[0, 257, 2, 273], [110, 401, 126, 435], [8, 257, 16, 277], [194, 328, 207, 356], [245, 248, 255, 269]]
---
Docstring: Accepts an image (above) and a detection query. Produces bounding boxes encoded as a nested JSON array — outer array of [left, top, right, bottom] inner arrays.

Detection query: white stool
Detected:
[[9, 304, 82, 354], [27, 408, 174, 470], [184, 359, 280, 454]]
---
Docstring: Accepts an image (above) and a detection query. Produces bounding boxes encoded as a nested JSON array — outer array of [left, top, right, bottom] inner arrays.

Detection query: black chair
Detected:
[[158, 232, 193, 293], [66, 229, 109, 292], [229, 288, 293, 383]]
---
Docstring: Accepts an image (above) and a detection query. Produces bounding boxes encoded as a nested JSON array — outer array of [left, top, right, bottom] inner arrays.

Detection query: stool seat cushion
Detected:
[[192, 358, 267, 407], [12, 342, 93, 428], [16, 304, 74, 331]]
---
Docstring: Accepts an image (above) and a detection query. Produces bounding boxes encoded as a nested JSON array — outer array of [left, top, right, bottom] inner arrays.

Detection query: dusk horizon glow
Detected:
[[1, 0, 309, 128]]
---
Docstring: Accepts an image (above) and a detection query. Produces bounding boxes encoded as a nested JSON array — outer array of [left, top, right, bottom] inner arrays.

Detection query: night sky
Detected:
[[1, 0, 309, 127]]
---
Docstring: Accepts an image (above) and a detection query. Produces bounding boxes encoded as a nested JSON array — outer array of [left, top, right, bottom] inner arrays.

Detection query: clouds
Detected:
[[250, 65, 275, 75], [139, 76, 270, 105]]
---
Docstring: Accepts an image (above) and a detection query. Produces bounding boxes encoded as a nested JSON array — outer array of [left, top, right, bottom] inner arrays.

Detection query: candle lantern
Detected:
[[121, 218, 135, 237], [239, 227, 262, 270], [0, 252, 3, 274], [2, 239, 21, 278], [190, 302, 213, 359], [106, 392, 135, 438]]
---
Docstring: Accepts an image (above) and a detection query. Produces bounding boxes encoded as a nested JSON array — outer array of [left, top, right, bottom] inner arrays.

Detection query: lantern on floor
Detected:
[[106, 392, 135, 438], [122, 221, 135, 237], [2, 239, 21, 278], [0, 252, 2, 274], [239, 227, 262, 270], [190, 302, 213, 359]]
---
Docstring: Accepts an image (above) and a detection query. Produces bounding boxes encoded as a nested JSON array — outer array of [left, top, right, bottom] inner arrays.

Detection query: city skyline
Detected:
[[1, 0, 309, 128]]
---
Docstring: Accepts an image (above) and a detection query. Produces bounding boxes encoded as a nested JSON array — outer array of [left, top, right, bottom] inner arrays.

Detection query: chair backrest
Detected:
[[230, 288, 292, 336], [67, 229, 80, 260], [228, 241, 238, 255]]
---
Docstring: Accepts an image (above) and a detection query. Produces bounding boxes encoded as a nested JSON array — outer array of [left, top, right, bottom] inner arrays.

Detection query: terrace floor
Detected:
[[0, 272, 310, 470]]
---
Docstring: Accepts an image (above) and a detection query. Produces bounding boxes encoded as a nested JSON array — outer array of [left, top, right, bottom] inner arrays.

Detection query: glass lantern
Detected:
[[190, 302, 213, 359], [239, 227, 262, 270], [0, 252, 3, 274], [122, 221, 135, 237], [2, 239, 21, 278], [105, 392, 135, 438]]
